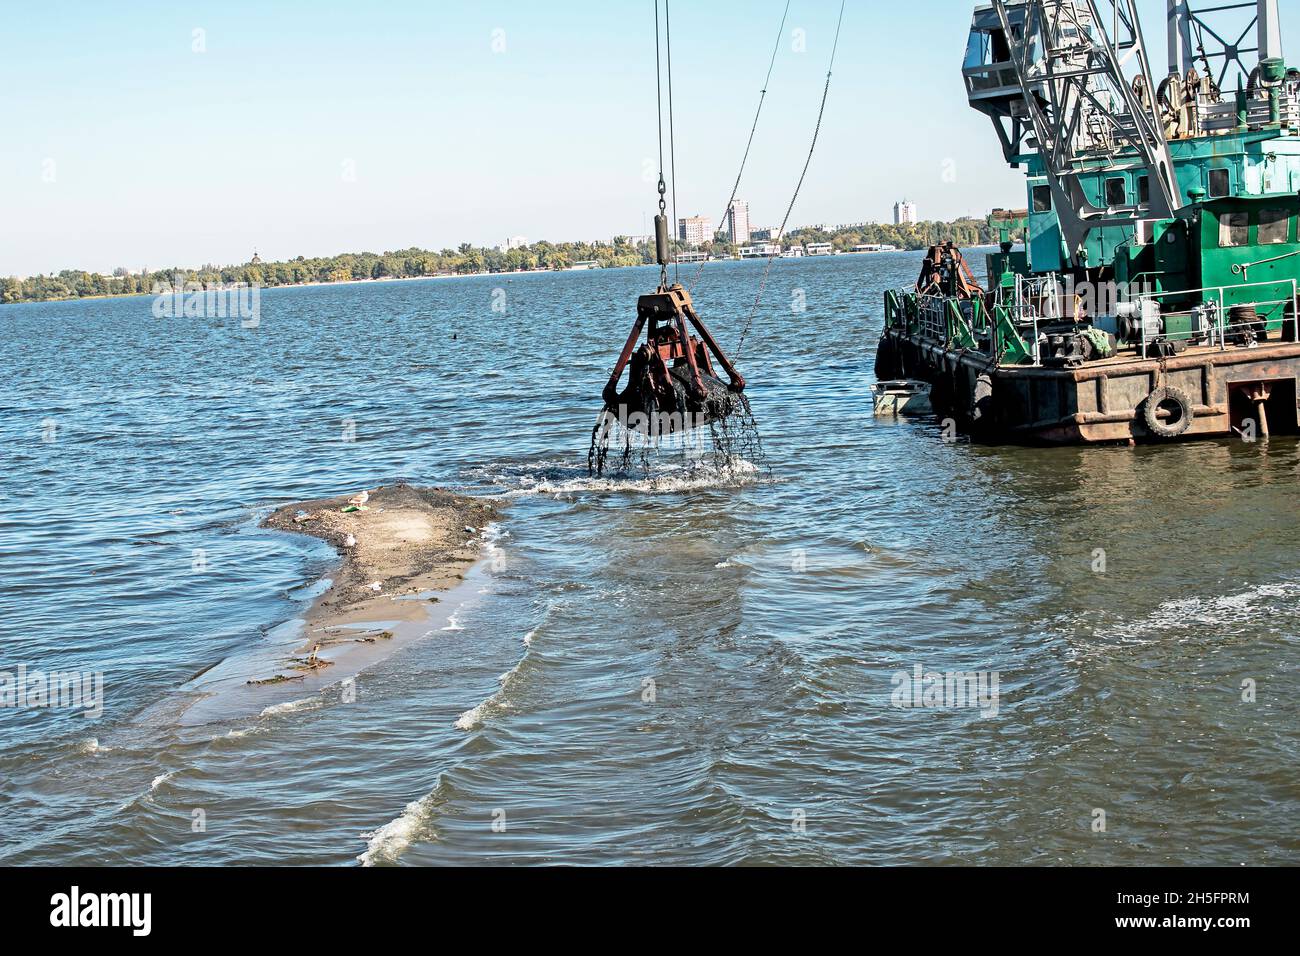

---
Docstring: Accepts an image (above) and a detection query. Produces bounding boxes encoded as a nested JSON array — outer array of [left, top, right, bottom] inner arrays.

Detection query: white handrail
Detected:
[[1135, 278, 1299, 351]]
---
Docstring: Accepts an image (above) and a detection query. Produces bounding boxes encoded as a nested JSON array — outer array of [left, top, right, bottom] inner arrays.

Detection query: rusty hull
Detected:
[[892, 331, 1300, 443]]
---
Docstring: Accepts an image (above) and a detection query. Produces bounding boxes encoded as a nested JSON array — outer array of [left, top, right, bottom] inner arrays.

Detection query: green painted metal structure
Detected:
[[876, 2, 1300, 443]]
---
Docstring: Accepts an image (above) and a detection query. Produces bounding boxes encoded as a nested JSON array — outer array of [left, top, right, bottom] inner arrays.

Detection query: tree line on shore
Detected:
[[2, 218, 997, 305]]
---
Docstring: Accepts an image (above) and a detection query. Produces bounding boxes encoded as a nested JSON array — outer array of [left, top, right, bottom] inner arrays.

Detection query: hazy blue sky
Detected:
[[1, 0, 1289, 275]]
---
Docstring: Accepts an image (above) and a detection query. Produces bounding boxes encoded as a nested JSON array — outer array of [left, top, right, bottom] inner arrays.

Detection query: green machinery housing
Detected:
[[878, 1, 1300, 443], [890, 0, 1300, 364]]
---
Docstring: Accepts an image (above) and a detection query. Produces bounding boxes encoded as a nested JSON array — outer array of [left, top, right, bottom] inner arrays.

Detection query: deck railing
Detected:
[[1134, 279, 1300, 355], [886, 277, 1300, 371], [884, 289, 1032, 367]]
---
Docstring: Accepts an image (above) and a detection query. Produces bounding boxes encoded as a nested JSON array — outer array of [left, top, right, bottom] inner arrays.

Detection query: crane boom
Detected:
[[990, 0, 1182, 264]]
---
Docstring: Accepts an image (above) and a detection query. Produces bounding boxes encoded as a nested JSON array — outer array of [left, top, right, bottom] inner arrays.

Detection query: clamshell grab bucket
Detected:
[[600, 284, 746, 436]]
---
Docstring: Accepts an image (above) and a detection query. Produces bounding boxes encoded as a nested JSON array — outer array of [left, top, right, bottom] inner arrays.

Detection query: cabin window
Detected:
[[1032, 185, 1052, 213], [1219, 212, 1250, 247], [1209, 168, 1230, 198], [964, 32, 991, 73], [1258, 208, 1291, 245], [1138, 176, 1150, 206], [1105, 177, 1127, 207]]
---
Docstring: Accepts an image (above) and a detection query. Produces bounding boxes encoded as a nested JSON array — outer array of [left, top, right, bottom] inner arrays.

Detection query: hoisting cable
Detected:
[[734, 0, 847, 363], [688, 0, 792, 293], [654, 0, 670, 290], [665, 0, 680, 286]]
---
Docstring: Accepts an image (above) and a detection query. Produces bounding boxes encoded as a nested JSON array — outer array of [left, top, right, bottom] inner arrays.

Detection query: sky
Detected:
[[1, 0, 1293, 276]]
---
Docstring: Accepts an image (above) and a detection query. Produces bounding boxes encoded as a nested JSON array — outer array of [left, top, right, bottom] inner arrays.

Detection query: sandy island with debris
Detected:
[[253, 483, 499, 686]]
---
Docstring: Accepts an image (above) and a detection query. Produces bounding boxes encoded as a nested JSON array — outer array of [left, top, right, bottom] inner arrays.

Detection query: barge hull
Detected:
[[878, 330, 1300, 443]]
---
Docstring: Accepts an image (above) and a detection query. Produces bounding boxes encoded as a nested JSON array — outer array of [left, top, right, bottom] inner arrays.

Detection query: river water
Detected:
[[2, 253, 1296, 865]]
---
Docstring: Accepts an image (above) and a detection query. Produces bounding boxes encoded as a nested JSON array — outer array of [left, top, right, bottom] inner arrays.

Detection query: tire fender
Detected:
[[1143, 385, 1194, 438]]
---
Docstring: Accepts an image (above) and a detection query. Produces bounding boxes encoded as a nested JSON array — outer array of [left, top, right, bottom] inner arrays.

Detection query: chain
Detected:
[[658, 176, 669, 290]]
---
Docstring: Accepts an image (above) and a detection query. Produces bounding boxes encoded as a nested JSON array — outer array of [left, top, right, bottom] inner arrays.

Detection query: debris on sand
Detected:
[[246, 674, 307, 686], [287, 657, 334, 673], [254, 483, 499, 686]]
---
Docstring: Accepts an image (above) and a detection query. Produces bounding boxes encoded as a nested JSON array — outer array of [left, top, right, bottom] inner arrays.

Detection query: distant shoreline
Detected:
[[2, 219, 1003, 306], [1, 245, 960, 308]]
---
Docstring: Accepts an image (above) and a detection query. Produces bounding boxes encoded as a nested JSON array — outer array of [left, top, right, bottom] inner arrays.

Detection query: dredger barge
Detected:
[[877, 0, 1300, 442]]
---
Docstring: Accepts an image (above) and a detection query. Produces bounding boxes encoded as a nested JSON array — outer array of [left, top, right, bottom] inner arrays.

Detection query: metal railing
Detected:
[[916, 295, 950, 341], [1008, 272, 1066, 367], [1134, 279, 1299, 354], [885, 286, 1042, 369]]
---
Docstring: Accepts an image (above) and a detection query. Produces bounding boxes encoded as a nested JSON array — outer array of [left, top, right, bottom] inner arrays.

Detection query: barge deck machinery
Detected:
[[877, 0, 1300, 442]]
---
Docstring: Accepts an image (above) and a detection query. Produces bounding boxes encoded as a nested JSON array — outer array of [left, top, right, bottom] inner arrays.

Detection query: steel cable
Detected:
[[735, 0, 847, 362], [688, 0, 792, 293]]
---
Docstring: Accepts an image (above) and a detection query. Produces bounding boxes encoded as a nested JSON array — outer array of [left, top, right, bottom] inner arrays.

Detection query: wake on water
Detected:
[[358, 789, 441, 867], [475, 456, 766, 498], [351, 402, 774, 865]]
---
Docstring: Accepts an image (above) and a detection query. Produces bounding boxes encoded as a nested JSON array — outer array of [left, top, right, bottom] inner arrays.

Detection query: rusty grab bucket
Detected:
[[599, 284, 746, 436]]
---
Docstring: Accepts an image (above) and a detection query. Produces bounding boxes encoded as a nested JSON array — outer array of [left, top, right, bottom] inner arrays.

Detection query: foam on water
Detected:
[[259, 696, 323, 718], [480, 457, 762, 499], [455, 651, 530, 731], [118, 768, 176, 811], [1098, 580, 1300, 643], [216, 726, 260, 740], [453, 702, 488, 731], [357, 790, 439, 867]]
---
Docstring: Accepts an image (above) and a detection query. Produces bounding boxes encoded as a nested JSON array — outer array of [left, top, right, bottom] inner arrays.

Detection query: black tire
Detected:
[[874, 335, 896, 381], [1143, 385, 1193, 438], [898, 341, 914, 379], [930, 369, 953, 417]]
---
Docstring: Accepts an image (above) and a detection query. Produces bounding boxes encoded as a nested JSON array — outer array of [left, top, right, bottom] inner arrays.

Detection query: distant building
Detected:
[[751, 227, 775, 241], [675, 250, 709, 263], [894, 200, 919, 226], [678, 215, 713, 248], [504, 236, 529, 251], [726, 200, 751, 245], [805, 242, 834, 256], [739, 243, 781, 258]]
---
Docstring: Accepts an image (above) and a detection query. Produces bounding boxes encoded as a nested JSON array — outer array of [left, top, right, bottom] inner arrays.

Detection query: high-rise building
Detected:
[[725, 200, 751, 244], [504, 236, 529, 250], [678, 216, 714, 248], [894, 200, 919, 225]]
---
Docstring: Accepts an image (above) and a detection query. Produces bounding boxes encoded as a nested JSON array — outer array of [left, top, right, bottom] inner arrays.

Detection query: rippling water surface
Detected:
[[2, 254, 1296, 865]]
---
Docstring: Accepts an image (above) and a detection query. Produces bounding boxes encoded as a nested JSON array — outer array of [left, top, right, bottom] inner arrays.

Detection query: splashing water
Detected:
[[587, 368, 767, 479]]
